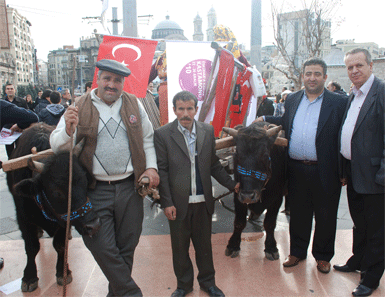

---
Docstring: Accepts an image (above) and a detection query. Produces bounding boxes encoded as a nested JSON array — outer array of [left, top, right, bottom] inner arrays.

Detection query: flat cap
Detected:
[[96, 59, 131, 77]]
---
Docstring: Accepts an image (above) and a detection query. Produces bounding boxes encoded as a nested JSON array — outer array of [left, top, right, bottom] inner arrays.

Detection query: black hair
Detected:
[[41, 89, 53, 100], [302, 57, 327, 76], [50, 91, 61, 104], [172, 91, 198, 108]]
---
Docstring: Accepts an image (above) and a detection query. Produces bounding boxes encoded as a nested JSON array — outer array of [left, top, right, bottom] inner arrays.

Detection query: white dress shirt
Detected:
[[340, 74, 375, 160], [177, 121, 205, 203]]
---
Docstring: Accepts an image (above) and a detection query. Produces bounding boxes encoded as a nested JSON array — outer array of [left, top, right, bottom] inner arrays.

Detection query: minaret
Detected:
[[122, 0, 137, 37], [250, 0, 262, 70], [206, 7, 217, 41], [193, 13, 204, 41]]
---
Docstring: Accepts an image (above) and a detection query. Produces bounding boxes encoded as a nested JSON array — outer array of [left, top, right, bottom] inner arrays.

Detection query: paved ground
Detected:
[[3, 143, 381, 297]]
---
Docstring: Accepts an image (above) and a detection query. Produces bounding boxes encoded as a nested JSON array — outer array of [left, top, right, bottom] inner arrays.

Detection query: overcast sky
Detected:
[[5, 0, 384, 61]]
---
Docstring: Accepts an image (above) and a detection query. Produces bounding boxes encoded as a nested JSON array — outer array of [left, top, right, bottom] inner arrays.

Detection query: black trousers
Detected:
[[345, 160, 384, 288], [169, 202, 215, 291], [288, 159, 341, 261]]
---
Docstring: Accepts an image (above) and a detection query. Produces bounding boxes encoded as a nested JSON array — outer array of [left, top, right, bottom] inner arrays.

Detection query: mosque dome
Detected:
[[152, 15, 186, 40]]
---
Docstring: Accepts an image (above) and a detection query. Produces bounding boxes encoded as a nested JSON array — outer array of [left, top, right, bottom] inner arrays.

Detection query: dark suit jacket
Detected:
[[257, 98, 274, 117], [339, 76, 385, 194], [266, 89, 347, 196], [4, 96, 28, 109], [154, 119, 236, 220]]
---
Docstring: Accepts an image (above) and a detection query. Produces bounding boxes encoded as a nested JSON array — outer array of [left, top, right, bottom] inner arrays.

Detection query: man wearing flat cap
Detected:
[[50, 59, 159, 296]]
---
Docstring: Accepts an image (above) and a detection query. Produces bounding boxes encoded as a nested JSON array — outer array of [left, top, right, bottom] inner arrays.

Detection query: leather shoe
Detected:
[[171, 288, 193, 297], [333, 263, 356, 272], [283, 255, 305, 267], [316, 260, 331, 273], [0, 257, 3, 269], [352, 284, 374, 296], [200, 285, 225, 297]]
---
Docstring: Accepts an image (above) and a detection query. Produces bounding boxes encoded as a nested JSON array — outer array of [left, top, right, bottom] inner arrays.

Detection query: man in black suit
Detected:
[[155, 91, 239, 297], [334, 48, 384, 297], [256, 57, 347, 273], [256, 95, 274, 117], [2, 83, 29, 157]]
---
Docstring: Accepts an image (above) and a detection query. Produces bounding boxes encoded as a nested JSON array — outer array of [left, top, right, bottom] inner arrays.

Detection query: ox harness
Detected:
[[236, 164, 271, 195], [34, 190, 92, 225]]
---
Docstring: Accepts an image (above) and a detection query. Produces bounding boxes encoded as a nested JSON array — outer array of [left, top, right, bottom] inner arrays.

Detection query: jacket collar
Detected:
[[170, 119, 206, 159]]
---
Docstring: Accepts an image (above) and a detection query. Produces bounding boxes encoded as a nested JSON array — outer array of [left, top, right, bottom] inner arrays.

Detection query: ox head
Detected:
[[13, 141, 101, 237], [224, 122, 287, 204]]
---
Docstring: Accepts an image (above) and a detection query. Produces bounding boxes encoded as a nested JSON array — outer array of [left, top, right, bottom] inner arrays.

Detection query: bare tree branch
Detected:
[[269, 0, 341, 90]]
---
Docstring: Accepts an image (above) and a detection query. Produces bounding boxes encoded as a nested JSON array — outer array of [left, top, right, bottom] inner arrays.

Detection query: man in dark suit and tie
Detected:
[[256, 57, 347, 273], [333, 48, 384, 297], [154, 91, 239, 297]]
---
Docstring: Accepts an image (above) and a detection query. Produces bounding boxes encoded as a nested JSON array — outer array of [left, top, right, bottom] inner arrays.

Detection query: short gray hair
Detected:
[[61, 88, 70, 96], [345, 48, 372, 64]]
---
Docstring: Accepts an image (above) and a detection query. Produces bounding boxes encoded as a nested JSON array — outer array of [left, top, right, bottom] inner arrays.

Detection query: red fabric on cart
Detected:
[[229, 67, 253, 127], [211, 50, 235, 137]]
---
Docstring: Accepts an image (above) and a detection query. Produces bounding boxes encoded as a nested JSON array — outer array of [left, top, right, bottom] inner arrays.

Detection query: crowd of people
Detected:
[[0, 47, 383, 297]]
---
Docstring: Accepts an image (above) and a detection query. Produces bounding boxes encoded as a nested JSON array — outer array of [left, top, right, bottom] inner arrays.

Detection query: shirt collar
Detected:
[[353, 74, 374, 96], [303, 90, 324, 103], [177, 120, 196, 136]]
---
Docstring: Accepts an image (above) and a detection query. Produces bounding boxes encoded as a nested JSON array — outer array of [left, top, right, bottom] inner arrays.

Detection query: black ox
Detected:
[[6, 123, 101, 292], [223, 122, 287, 260]]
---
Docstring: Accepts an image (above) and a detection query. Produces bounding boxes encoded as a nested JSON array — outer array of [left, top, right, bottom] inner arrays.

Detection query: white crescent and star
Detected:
[[112, 44, 142, 66]]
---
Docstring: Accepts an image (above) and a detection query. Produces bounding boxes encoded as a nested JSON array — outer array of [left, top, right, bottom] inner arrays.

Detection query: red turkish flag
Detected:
[[92, 35, 158, 98]]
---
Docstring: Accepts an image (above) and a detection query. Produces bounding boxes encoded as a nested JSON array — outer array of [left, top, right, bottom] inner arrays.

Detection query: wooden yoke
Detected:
[[2, 149, 54, 172]]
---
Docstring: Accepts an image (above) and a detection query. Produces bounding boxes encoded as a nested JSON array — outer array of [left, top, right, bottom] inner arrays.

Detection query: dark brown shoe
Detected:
[[283, 255, 305, 267], [316, 260, 331, 273]]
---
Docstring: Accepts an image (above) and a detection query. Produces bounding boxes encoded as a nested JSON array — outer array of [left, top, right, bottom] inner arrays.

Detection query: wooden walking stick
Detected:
[[62, 107, 75, 297]]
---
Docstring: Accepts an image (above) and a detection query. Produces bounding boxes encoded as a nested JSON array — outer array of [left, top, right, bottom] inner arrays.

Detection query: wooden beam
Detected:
[[215, 136, 235, 150], [2, 149, 54, 172]]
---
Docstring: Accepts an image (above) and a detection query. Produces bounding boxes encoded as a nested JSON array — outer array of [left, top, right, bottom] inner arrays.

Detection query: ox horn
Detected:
[[266, 125, 282, 137], [73, 138, 86, 157], [274, 137, 288, 147], [27, 158, 45, 173], [222, 127, 239, 137]]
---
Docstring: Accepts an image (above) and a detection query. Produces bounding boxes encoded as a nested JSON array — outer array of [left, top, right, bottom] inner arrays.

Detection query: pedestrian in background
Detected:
[[327, 81, 348, 97], [60, 88, 72, 107], [256, 95, 274, 117], [25, 94, 36, 111], [38, 91, 66, 126], [34, 89, 52, 114], [274, 90, 291, 117], [2, 83, 29, 157]]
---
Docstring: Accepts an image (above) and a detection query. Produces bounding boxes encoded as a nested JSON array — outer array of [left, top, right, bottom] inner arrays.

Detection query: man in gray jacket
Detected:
[[334, 48, 384, 297], [154, 91, 239, 297]]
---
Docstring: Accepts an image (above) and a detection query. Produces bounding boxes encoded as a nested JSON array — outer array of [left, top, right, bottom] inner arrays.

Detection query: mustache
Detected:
[[105, 87, 118, 92], [181, 117, 192, 121]]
